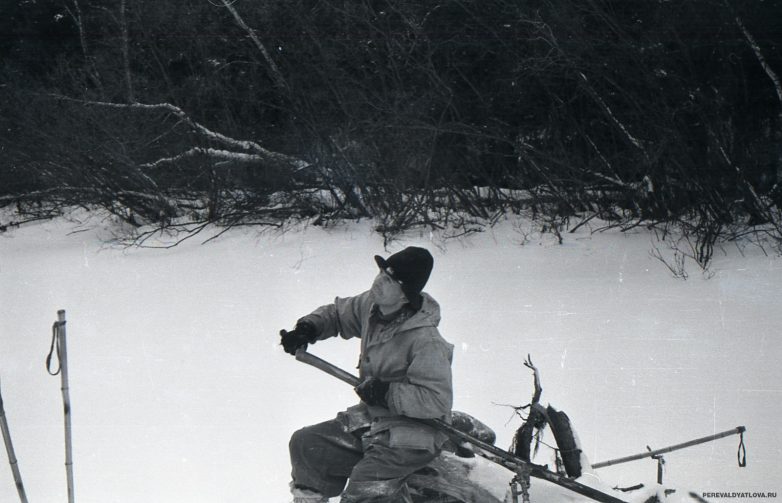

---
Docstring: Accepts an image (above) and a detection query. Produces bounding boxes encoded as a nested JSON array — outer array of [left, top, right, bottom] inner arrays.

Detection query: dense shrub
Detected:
[[1, 0, 780, 266]]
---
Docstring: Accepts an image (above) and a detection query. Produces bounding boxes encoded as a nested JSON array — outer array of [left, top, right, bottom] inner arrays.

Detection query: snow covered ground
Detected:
[[1, 211, 780, 502]]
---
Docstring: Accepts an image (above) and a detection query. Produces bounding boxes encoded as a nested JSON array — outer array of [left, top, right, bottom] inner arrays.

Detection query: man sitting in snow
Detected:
[[280, 246, 454, 503]]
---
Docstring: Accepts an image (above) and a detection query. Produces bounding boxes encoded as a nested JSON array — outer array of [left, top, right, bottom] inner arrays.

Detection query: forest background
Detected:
[[1, 0, 782, 268]]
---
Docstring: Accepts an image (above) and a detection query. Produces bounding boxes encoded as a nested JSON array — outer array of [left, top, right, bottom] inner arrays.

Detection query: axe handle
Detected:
[[295, 349, 361, 387]]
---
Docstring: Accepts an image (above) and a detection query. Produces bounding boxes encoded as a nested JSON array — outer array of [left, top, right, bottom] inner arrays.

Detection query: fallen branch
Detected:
[[50, 95, 306, 168], [140, 147, 273, 168]]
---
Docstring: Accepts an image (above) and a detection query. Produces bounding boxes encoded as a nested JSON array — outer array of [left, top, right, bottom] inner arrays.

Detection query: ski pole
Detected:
[[47, 310, 75, 503], [294, 350, 628, 503], [0, 378, 29, 503], [591, 426, 747, 469]]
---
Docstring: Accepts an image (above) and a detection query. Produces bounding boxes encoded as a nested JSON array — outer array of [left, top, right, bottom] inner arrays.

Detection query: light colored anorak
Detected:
[[300, 290, 453, 452]]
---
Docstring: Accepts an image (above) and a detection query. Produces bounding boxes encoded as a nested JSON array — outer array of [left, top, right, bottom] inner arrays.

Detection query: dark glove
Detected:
[[355, 377, 390, 407], [279, 321, 318, 355]]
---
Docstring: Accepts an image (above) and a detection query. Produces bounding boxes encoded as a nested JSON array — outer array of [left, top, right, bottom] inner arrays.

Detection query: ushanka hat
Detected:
[[374, 246, 434, 309]]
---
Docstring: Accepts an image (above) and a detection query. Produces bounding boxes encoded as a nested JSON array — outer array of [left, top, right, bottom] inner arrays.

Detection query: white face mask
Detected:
[[370, 270, 407, 312]]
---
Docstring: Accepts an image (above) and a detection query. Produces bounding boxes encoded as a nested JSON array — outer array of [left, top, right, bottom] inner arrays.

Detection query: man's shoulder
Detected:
[[335, 290, 374, 313], [406, 323, 453, 354], [411, 292, 441, 325]]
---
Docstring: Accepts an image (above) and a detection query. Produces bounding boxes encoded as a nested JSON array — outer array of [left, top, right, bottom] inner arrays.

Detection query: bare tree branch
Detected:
[[140, 147, 273, 168], [730, 8, 782, 108], [577, 72, 647, 155], [120, 0, 135, 103], [728, 2, 782, 188], [50, 95, 306, 168], [63, 0, 103, 91], [220, 0, 289, 91]]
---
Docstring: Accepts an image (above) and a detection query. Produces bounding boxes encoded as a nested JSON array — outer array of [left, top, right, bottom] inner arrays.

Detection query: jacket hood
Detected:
[[399, 292, 440, 332]]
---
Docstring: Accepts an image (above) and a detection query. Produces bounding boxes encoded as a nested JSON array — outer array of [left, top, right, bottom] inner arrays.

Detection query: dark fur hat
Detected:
[[374, 247, 434, 309]]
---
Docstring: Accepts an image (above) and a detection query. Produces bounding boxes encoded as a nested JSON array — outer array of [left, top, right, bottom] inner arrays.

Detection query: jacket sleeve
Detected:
[[386, 332, 453, 419], [297, 290, 371, 341]]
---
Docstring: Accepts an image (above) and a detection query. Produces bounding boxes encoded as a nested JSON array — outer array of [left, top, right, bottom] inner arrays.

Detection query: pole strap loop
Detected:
[[46, 321, 65, 376], [738, 430, 747, 467]]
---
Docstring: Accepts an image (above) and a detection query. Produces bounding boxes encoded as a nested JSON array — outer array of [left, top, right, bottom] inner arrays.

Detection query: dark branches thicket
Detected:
[[1, 0, 780, 268]]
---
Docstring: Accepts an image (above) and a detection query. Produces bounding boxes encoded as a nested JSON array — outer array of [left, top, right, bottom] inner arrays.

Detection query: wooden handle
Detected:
[[295, 349, 361, 387]]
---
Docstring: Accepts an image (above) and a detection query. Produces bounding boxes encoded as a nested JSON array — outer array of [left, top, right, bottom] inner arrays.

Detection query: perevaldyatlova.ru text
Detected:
[[702, 492, 777, 499]]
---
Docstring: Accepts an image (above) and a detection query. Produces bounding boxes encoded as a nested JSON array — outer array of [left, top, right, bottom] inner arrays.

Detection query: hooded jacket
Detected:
[[299, 290, 453, 452]]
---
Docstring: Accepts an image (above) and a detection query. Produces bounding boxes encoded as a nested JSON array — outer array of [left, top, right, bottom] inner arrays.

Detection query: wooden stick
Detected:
[[295, 350, 360, 386], [0, 378, 29, 503], [56, 310, 75, 503], [592, 427, 746, 469]]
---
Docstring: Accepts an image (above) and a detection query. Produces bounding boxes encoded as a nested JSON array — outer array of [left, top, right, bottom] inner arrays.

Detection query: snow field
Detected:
[[1, 212, 780, 502]]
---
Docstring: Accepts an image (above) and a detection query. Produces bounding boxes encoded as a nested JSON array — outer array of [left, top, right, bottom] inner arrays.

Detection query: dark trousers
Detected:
[[289, 419, 438, 502]]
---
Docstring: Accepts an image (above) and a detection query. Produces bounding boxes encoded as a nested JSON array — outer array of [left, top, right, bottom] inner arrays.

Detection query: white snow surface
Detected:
[[1, 211, 780, 502]]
